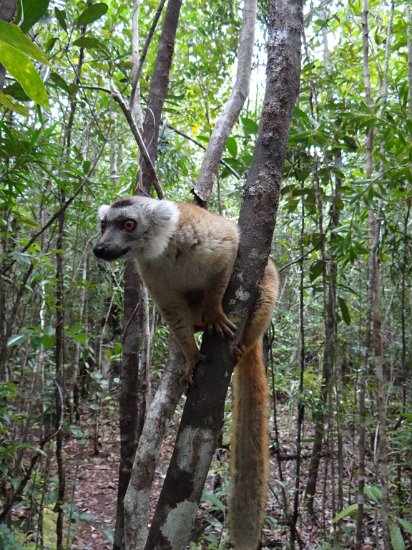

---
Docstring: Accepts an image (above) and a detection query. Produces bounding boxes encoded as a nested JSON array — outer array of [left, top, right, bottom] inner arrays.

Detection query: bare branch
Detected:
[[167, 124, 241, 180], [193, 0, 257, 206]]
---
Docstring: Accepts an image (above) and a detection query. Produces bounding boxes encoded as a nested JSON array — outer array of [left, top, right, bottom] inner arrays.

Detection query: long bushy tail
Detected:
[[229, 340, 269, 550]]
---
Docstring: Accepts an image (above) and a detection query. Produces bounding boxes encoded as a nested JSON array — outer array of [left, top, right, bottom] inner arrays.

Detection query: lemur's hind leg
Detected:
[[235, 261, 279, 362]]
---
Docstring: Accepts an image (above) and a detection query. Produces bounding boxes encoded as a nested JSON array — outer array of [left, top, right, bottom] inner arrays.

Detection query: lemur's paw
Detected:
[[202, 306, 237, 340], [180, 352, 206, 388]]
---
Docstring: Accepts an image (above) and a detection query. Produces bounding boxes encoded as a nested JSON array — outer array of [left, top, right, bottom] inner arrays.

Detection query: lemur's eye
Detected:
[[123, 219, 137, 232], [100, 221, 107, 234]]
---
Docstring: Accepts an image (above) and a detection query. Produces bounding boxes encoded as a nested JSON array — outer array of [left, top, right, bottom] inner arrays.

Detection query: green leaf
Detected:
[[0, 21, 49, 65], [73, 332, 87, 345], [226, 136, 237, 157], [398, 518, 412, 535], [241, 116, 258, 133], [49, 72, 70, 94], [364, 485, 381, 503], [332, 503, 359, 523], [202, 489, 226, 513], [7, 335, 26, 347], [0, 42, 49, 108], [0, 91, 29, 116], [17, 0, 51, 33], [73, 36, 102, 49], [76, 3, 108, 26], [338, 297, 351, 326], [83, 160, 91, 174], [55, 8, 67, 31], [40, 334, 55, 350], [309, 259, 323, 282], [79, 512, 95, 521], [389, 522, 405, 550]]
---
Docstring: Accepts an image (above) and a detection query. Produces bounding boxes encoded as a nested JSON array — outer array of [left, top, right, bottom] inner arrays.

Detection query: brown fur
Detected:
[[230, 261, 279, 549]]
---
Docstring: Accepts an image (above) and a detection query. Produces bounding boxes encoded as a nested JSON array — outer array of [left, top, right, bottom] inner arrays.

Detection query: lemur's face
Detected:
[[93, 196, 179, 262], [93, 197, 139, 261]]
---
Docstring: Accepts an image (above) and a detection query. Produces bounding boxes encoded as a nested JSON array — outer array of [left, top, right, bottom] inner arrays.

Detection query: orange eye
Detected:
[[100, 221, 107, 234], [123, 219, 136, 232]]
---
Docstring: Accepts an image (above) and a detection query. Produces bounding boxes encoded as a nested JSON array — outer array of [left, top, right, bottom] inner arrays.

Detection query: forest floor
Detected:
[[65, 404, 377, 550]]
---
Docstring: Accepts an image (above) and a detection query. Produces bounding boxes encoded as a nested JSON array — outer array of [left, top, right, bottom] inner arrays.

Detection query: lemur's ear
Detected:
[[152, 201, 175, 224], [98, 205, 110, 220]]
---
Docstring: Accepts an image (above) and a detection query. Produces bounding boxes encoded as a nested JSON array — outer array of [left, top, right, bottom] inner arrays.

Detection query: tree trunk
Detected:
[[356, 1, 373, 544], [145, 1, 303, 546], [113, 262, 144, 550], [115, 1, 183, 547], [140, 0, 182, 193]]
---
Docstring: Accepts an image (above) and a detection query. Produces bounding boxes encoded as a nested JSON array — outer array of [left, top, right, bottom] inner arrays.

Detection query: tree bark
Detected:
[[356, 1, 373, 545], [115, 1, 183, 547], [145, 1, 303, 547], [123, 339, 186, 549], [140, 0, 182, 194]]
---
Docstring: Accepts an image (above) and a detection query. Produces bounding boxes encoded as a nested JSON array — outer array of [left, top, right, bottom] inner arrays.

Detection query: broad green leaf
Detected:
[[17, 0, 50, 33], [241, 116, 258, 133], [202, 489, 226, 513], [338, 297, 351, 326], [45, 37, 58, 52], [0, 42, 49, 108], [309, 260, 323, 282], [0, 91, 29, 116], [0, 21, 49, 65], [55, 8, 67, 31], [73, 36, 102, 49], [49, 72, 70, 94], [332, 503, 359, 523], [389, 522, 405, 550], [73, 332, 87, 345], [226, 136, 237, 157], [40, 334, 55, 350], [79, 512, 95, 521], [398, 518, 412, 535], [76, 3, 108, 26]]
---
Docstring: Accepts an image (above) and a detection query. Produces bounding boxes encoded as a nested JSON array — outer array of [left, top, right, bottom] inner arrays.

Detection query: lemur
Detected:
[[93, 195, 279, 550]]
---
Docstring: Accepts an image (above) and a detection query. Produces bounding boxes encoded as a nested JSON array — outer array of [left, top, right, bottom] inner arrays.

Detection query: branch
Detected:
[[193, 0, 257, 206], [130, 0, 167, 108], [110, 90, 164, 199], [83, 85, 164, 199], [167, 124, 241, 180], [278, 243, 320, 274]]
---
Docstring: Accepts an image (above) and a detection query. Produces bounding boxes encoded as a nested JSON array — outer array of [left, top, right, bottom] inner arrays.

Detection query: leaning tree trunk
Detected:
[[145, 0, 303, 547]]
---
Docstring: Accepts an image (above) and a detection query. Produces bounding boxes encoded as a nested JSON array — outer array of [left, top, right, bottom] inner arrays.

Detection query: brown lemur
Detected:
[[93, 195, 279, 550]]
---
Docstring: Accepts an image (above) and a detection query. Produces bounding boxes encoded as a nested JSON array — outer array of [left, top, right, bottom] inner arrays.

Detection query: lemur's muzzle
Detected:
[[93, 243, 130, 261]]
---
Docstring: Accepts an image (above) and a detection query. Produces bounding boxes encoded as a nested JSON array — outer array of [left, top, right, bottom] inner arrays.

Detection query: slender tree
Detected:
[[114, 1, 183, 547]]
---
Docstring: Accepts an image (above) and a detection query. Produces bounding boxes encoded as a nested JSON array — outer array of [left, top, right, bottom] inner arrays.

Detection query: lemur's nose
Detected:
[[93, 243, 107, 258]]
